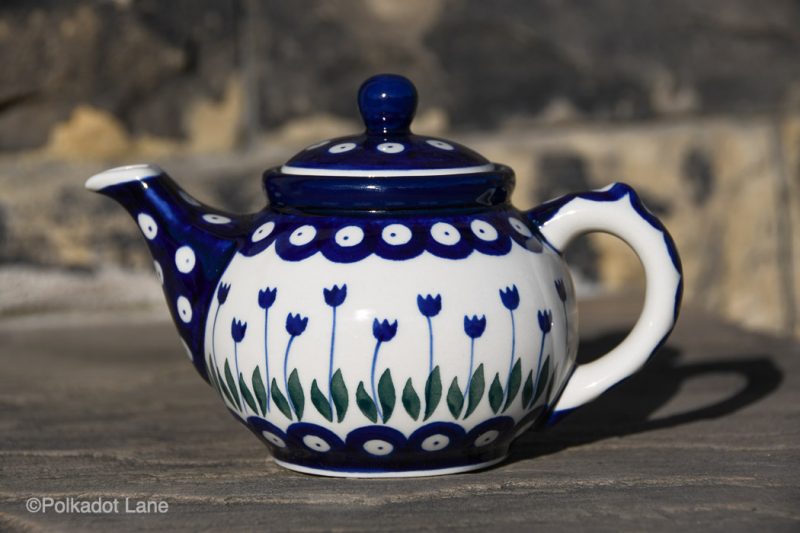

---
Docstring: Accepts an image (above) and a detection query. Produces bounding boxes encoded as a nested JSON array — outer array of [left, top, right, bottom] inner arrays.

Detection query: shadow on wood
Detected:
[[506, 331, 784, 465]]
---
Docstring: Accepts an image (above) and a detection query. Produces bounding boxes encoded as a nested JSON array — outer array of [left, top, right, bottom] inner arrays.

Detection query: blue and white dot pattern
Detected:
[[363, 439, 394, 456], [137, 213, 158, 240], [382, 224, 413, 246], [335, 226, 364, 247], [430, 222, 460, 245], [328, 143, 357, 154], [202, 213, 232, 224], [153, 260, 164, 284], [421, 434, 450, 451], [426, 139, 454, 150], [282, 132, 492, 174], [176, 296, 193, 323], [508, 217, 533, 238], [470, 219, 499, 241], [303, 434, 331, 452], [242, 212, 544, 262], [175, 246, 196, 273], [376, 142, 404, 154], [289, 225, 316, 246], [251, 221, 275, 243], [248, 415, 517, 473], [474, 430, 499, 447]]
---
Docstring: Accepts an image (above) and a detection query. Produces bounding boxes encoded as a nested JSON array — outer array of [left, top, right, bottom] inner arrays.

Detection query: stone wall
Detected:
[[0, 0, 798, 338]]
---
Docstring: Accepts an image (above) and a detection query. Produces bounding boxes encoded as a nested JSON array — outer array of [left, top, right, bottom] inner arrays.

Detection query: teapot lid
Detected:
[[265, 74, 514, 213], [282, 74, 493, 175]]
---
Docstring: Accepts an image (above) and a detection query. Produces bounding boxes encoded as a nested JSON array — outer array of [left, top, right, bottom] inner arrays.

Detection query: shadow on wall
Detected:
[[507, 331, 783, 464]]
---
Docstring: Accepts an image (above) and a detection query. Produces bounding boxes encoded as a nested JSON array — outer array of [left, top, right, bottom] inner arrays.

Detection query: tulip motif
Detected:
[[367, 318, 398, 421], [283, 313, 308, 417], [323, 284, 347, 409], [535, 309, 553, 385], [462, 314, 486, 401], [499, 285, 520, 407], [258, 287, 277, 411], [230, 318, 247, 407], [417, 294, 442, 375]]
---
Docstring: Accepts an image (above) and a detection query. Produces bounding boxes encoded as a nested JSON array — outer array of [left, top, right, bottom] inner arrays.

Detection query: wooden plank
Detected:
[[1, 297, 798, 531]]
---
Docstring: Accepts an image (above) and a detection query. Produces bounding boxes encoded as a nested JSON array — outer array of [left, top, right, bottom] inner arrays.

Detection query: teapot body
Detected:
[[86, 75, 682, 478], [205, 207, 577, 476]]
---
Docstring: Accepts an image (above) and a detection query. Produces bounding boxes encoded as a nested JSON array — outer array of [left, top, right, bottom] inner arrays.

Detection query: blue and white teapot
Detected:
[[86, 74, 682, 477]]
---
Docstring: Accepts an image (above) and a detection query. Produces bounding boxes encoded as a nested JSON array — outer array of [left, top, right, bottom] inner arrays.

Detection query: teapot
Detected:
[[86, 74, 682, 477]]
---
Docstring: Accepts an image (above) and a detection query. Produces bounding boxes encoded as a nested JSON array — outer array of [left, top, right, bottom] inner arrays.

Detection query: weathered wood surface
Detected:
[[1, 297, 798, 532]]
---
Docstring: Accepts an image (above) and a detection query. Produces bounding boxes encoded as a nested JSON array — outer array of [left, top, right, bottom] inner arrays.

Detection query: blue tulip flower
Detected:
[[217, 283, 231, 305], [372, 318, 398, 342], [323, 284, 347, 410], [258, 287, 277, 309], [462, 314, 487, 405], [323, 284, 347, 307], [499, 285, 520, 311], [229, 318, 247, 411], [537, 310, 553, 334], [554, 279, 567, 303], [499, 284, 520, 408], [257, 287, 278, 411], [533, 308, 554, 403], [417, 294, 442, 317], [282, 313, 309, 418], [464, 315, 487, 339], [285, 313, 309, 336], [231, 318, 247, 343], [370, 317, 398, 420]]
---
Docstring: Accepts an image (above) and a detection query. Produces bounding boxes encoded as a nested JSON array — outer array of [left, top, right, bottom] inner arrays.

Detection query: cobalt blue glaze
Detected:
[[358, 73, 417, 135], [280, 74, 493, 176], [247, 417, 519, 474], [99, 173, 248, 382], [240, 207, 542, 261], [264, 165, 513, 213], [86, 74, 683, 477]]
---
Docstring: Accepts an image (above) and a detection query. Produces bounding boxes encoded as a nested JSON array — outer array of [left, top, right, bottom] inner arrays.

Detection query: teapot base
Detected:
[[273, 455, 507, 478]]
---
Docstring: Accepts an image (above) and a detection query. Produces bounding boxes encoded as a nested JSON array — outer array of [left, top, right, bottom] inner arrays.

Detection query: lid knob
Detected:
[[358, 74, 417, 136]]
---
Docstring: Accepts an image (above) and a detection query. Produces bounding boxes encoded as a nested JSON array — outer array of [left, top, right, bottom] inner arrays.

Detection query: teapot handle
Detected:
[[526, 183, 683, 419]]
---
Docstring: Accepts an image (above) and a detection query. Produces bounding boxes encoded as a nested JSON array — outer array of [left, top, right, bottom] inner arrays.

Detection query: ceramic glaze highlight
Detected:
[[85, 74, 683, 477]]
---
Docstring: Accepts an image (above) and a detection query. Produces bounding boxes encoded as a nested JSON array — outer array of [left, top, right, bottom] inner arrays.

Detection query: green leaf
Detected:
[[331, 369, 348, 422], [502, 359, 522, 412], [214, 364, 235, 407], [270, 378, 293, 420], [464, 364, 485, 419], [447, 377, 464, 418], [287, 369, 305, 420], [310, 379, 333, 421], [522, 370, 534, 408], [402, 378, 420, 420], [488, 373, 503, 414], [207, 359, 218, 390], [532, 357, 551, 406], [239, 373, 258, 414], [251, 367, 267, 416], [356, 381, 378, 423], [208, 361, 220, 393], [224, 360, 241, 410], [423, 366, 442, 421], [378, 369, 396, 423]]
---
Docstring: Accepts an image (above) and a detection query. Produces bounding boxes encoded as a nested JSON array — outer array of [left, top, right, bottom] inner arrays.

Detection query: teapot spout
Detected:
[[86, 164, 247, 382]]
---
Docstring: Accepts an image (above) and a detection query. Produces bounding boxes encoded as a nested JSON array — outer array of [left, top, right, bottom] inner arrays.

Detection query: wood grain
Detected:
[[1, 297, 798, 531]]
